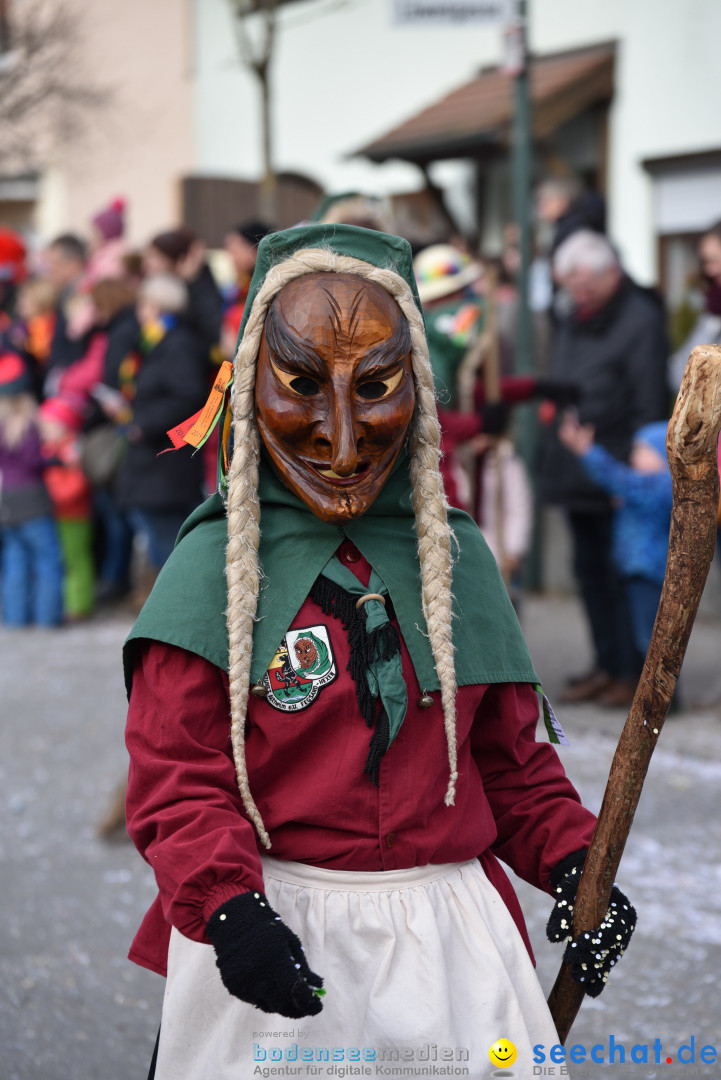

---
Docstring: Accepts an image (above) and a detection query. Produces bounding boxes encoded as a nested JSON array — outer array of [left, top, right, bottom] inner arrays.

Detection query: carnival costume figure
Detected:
[[123, 226, 635, 1079]]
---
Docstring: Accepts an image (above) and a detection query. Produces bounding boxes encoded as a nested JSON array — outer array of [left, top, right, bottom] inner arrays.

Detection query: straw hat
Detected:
[[414, 244, 482, 304]]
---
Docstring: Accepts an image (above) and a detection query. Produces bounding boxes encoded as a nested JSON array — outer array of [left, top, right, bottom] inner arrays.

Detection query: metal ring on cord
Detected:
[[355, 593, 386, 610]]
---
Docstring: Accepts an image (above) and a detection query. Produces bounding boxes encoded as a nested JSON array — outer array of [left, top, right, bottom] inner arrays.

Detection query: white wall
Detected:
[[194, 0, 506, 193], [531, 0, 721, 282], [195, 0, 721, 282]]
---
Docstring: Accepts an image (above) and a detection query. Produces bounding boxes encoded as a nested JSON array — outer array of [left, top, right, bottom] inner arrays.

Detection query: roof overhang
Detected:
[[641, 147, 721, 174], [355, 41, 616, 166]]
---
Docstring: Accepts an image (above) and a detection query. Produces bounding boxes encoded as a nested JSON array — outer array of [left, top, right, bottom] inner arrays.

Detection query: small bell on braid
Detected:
[[224, 248, 458, 847]]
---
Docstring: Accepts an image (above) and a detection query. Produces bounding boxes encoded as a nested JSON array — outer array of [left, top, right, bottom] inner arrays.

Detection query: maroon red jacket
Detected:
[[125, 540, 596, 977]]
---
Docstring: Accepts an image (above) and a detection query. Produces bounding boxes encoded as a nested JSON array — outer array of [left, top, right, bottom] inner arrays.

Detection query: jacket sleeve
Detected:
[[21, 426, 47, 474], [580, 445, 672, 510], [470, 681, 597, 893], [57, 332, 108, 399], [624, 303, 669, 431], [125, 640, 265, 942], [132, 339, 209, 439], [186, 265, 223, 350], [103, 311, 140, 388], [437, 407, 482, 445]]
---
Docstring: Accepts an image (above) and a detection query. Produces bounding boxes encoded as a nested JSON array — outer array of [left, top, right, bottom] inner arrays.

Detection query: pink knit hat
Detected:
[[92, 197, 126, 241], [0, 352, 32, 395], [38, 396, 85, 432]]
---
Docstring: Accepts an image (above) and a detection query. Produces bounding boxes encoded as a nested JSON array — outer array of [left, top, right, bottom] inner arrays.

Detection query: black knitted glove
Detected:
[[479, 400, 510, 435], [534, 379, 581, 407], [546, 849, 637, 998], [206, 891, 324, 1018]]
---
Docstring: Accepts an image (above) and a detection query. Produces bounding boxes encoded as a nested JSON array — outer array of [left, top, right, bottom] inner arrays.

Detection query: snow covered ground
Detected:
[[1, 595, 720, 1079]]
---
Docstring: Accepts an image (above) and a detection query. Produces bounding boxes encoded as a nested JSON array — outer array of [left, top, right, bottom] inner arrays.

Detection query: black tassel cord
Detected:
[[309, 575, 402, 784]]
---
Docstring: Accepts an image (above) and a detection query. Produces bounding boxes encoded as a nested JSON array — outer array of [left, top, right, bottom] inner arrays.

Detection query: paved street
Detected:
[[2, 593, 721, 1080]]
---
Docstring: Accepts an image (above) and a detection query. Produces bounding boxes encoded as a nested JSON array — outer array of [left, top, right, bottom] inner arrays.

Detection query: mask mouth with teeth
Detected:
[[254, 272, 416, 525]]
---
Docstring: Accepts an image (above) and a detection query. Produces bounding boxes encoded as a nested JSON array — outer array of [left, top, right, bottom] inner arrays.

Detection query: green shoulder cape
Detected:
[[124, 453, 537, 695]]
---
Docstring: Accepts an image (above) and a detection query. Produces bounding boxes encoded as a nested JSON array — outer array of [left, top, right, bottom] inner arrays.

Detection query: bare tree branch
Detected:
[[0, 0, 111, 173], [227, 0, 344, 219], [231, 0, 279, 80], [228, 0, 281, 218]]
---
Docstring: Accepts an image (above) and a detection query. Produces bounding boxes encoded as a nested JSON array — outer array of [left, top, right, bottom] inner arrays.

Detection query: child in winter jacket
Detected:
[[83, 198, 127, 287], [37, 396, 95, 619], [559, 416, 672, 659], [474, 431, 533, 607], [0, 353, 63, 626]]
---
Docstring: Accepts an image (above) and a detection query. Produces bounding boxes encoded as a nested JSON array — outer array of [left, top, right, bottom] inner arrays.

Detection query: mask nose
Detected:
[[329, 395, 359, 476]]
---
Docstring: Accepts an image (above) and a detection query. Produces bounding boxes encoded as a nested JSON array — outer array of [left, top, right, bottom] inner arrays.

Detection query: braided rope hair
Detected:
[[225, 248, 458, 850]]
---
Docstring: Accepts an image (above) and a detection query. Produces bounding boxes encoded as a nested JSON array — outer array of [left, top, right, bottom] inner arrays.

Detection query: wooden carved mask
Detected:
[[255, 272, 415, 524]]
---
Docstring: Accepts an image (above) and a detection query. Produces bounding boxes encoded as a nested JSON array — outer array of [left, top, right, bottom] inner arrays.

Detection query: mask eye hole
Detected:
[[357, 381, 388, 401], [289, 376, 321, 396], [269, 354, 322, 397], [357, 368, 404, 401]]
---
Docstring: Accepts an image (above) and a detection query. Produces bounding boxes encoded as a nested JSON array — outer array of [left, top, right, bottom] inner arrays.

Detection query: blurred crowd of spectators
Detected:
[[2, 183, 720, 713], [0, 200, 271, 625]]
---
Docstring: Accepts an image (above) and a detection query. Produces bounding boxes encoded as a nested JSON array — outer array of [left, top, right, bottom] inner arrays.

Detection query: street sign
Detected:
[[392, 0, 514, 27]]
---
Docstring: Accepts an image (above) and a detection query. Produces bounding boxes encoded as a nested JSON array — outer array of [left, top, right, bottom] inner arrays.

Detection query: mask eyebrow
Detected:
[[265, 306, 326, 380], [355, 318, 412, 378]]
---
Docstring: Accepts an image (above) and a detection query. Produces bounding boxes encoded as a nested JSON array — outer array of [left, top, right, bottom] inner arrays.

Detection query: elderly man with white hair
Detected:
[[539, 230, 669, 708]]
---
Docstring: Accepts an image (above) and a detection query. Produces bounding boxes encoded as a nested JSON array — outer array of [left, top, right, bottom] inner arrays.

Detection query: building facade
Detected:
[[1, 0, 720, 293]]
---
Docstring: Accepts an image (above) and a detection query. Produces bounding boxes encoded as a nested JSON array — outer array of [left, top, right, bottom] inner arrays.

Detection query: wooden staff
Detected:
[[548, 344, 721, 1043]]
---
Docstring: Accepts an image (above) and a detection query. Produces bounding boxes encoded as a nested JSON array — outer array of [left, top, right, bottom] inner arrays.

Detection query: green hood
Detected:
[[235, 222, 424, 345]]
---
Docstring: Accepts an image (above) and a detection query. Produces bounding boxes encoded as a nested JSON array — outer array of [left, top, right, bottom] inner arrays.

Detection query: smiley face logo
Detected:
[[488, 1039, 517, 1068]]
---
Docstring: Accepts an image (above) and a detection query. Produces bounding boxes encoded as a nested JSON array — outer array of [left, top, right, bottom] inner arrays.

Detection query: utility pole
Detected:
[[510, 0, 532, 376], [507, 0, 541, 586]]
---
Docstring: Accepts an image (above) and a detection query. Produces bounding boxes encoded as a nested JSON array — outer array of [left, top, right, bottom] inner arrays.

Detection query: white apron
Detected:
[[154, 857, 559, 1080]]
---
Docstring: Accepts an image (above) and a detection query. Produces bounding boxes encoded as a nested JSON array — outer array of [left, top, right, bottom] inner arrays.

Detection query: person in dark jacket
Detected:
[[532, 178, 607, 324], [115, 273, 208, 571], [539, 230, 669, 707], [42, 234, 88, 388], [144, 227, 226, 498], [537, 177, 606, 256], [221, 221, 273, 359], [144, 227, 223, 362], [82, 278, 141, 601], [94, 279, 141, 391]]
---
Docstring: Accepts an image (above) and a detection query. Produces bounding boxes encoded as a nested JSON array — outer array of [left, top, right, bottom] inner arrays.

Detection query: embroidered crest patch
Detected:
[[263, 625, 337, 712]]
